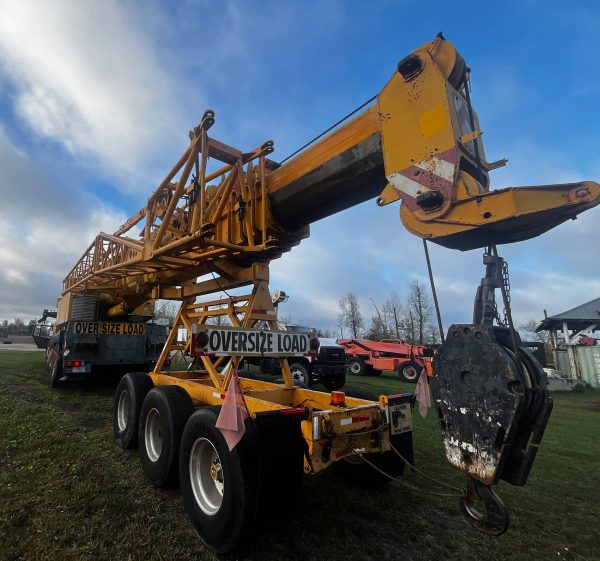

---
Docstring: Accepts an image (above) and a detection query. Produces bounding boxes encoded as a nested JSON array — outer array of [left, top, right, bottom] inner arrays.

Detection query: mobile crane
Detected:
[[52, 34, 600, 553]]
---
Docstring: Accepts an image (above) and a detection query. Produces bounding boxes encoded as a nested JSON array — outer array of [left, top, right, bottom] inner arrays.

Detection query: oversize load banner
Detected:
[[198, 327, 310, 356], [72, 321, 146, 336]]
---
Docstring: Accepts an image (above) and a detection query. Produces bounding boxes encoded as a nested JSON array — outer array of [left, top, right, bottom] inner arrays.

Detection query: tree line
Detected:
[[0, 319, 38, 336], [338, 280, 440, 345]]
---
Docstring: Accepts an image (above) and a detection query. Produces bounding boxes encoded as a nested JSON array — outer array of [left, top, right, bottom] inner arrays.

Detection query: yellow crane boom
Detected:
[[62, 34, 599, 317]]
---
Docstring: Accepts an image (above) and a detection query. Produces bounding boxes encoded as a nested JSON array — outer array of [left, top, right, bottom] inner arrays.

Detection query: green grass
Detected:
[[1, 351, 599, 560]]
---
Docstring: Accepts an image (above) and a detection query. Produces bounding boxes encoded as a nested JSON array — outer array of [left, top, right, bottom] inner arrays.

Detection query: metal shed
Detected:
[[537, 297, 600, 387]]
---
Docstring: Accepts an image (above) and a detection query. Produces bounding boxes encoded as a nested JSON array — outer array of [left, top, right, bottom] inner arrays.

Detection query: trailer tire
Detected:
[[321, 372, 346, 391], [289, 362, 312, 387], [113, 372, 154, 450], [332, 389, 405, 488], [398, 361, 421, 383], [179, 407, 259, 554], [138, 386, 195, 487], [348, 359, 366, 376]]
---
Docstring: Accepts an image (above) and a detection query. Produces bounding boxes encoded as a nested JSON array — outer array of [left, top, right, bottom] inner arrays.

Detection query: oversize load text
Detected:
[[203, 329, 309, 356], [73, 322, 146, 336]]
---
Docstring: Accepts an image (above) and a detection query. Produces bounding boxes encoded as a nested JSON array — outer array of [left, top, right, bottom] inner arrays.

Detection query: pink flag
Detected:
[[415, 371, 431, 418], [215, 369, 250, 451]]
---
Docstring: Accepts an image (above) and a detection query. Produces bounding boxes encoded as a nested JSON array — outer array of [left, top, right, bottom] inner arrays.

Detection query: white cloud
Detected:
[[0, 125, 126, 321], [0, 0, 189, 187]]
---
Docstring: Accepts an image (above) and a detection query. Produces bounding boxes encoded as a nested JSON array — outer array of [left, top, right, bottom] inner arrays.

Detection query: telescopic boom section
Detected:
[[268, 34, 600, 247], [62, 34, 600, 313]]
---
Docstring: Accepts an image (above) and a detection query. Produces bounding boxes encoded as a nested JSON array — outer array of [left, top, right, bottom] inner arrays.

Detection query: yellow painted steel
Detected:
[[268, 105, 380, 192], [54, 34, 600, 475]]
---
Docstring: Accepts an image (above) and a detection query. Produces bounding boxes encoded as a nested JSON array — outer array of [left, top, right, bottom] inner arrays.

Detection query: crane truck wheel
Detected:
[[138, 386, 195, 487], [348, 359, 367, 376], [398, 361, 421, 383], [179, 407, 260, 554], [113, 372, 154, 450], [332, 389, 406, 488]]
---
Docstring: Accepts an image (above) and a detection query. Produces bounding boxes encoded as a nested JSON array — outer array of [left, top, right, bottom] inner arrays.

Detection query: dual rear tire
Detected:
[[113, 373, 195, 487], [138, 386, 195, 487], [112, 374, 304, 554]]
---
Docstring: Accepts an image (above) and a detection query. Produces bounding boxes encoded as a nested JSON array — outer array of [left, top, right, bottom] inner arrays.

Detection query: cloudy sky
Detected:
[[0, 0, 599, 334]]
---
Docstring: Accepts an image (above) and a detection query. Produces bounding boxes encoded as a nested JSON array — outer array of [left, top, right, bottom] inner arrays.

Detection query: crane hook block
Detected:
[[430, 325, 553, 486]]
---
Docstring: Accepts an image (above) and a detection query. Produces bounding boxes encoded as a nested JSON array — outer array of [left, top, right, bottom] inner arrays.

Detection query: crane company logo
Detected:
[[199, 328, 309, 356], [72, 322, 146, 336]]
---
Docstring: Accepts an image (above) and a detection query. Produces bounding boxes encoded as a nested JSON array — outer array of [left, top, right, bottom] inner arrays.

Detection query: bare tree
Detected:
[[425, 323, 441, 345], [367, 298, 392, 340], [278, 313, 293, 327], [339, 293, 364, 338], [366, 316, 388, 340], [336, 313, 345, 338], [383, 291, 404, 339], [405, 281, 432, 345], [206, 314, 232, 326], [519, 319, 549, 343], [154, 300, 179, 325]]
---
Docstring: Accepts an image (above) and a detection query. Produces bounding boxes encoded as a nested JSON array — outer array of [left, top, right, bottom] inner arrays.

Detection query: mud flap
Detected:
[[387, 393, 415, 470], [252, 410, 307, 518]]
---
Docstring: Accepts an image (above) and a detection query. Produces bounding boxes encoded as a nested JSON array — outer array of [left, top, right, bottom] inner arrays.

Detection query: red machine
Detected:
[[337, 338, 433, 382]]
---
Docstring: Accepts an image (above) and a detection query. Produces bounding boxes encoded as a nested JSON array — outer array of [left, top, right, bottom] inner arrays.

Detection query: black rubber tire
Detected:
[[321, 372, 346, 391], [332, 389, 404, 488], [49, 358, 63, 388], [398, 361, 422, 383], [179, 407, 260, 554], [113, 372, 154, 450], [348, 359, 366, 376], [289, 362, 312, 387], [138, 386, 195, 487]]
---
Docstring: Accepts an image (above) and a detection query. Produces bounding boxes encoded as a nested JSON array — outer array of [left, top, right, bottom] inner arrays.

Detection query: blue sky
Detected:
[[0, 0, 599, 332]]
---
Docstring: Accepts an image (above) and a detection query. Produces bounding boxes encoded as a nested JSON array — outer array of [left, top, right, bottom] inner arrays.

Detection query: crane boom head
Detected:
[[374, 34, 600, 249]]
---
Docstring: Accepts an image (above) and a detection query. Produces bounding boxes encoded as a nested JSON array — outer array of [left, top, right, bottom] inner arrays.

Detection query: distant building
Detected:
[[537, 297, 600, 387]]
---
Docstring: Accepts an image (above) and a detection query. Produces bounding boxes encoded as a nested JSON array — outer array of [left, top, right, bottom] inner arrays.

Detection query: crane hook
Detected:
[[460, 478, 510, 536]]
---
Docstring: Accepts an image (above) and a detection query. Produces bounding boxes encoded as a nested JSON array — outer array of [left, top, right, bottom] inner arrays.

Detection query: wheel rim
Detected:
[[349, 362, 361, 374], [144, 407, 163, 462], [189, 437, 224, 516], [117, 389, 130, 432], [291, 367, 304, 382], [403, 366, 418, 380]]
